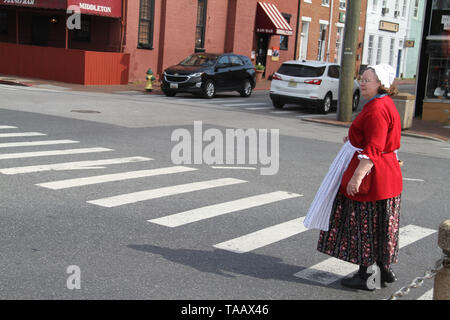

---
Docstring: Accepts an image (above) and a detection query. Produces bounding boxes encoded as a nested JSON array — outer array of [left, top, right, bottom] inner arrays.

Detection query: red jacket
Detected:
[[340, 95, 403, 201]]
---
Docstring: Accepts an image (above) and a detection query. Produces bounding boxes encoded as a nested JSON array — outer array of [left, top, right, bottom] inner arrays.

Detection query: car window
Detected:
[[328, 66, 340, 78], [217, 56, 231, 67], [230, 55, 244, 66], [277, 64, 326, 77], [179, 54, 217, 66]]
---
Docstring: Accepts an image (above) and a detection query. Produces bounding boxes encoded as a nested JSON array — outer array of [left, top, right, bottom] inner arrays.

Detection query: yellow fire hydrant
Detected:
[[145, 68, 156, 92]]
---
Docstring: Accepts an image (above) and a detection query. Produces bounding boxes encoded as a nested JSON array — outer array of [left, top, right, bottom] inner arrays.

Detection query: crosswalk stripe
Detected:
[[0, 147, 112, 160], [0, 139, 79, 149], [213, 217, 307, 253], [223, 102, 268, 107], [417, 289, 433, 300], [87, 178, 247, 208], [0, 126, 18, 129], [37, 166, 197, 190], [271, 111, 294, 114], [148, 191, 303, 227], [245, 107, 273, 110], [0, 132, 46, 138], [293, 225, 437, 285], [0, 156, 152, 174]]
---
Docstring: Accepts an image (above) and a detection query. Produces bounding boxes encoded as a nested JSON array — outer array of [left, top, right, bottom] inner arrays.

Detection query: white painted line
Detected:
[[37, 166, 197, 190], [440, 147, 450, 150], [0, 156, 152, 175], [0, 140, 79, 149], [87, 178, 247, 208], [223, 103, 268, 107], [0, 132, 46, 138], [211, 166, 257, 170], [199, 99, 245, 103], [149, 191, 302, 227], [417, 289, 433, 300], [271, 111, 294, 114], [293, 225, 437, 285], [245, 107, 273, 110], [0, 85, 19, 90], [0, 126, 18, 129], [0, 147, 112, 160], [403, 178, 425, 182], [213, 217, 307, 253]]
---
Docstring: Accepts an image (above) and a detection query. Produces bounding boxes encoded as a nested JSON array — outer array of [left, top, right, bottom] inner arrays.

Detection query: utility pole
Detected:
[[337, 0, 362, 122]]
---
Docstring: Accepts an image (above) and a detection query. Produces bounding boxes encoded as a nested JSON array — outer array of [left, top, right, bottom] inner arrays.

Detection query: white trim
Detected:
[[335, 22, 345, 28], [319, 19, 330, 25], [302, 16, 312, 22], [426, 35, 450, 41], [304, 0, 312, 3]]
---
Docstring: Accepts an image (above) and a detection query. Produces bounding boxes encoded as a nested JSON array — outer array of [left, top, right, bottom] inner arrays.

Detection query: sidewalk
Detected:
[[0, 75, 448, 142]]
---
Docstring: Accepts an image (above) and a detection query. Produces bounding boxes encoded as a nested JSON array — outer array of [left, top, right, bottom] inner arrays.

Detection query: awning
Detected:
[[0, 0, 122, 18], [255, 2, 293, 36]]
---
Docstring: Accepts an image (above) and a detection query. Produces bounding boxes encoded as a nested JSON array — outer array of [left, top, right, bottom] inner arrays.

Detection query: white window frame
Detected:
[[389, 38, 395, 66], [339, 0, 346, 10], [299, 17, 310, 60], [376, 36, 383, 65], [322, 0, 330, 7], [335, 26, 344, 63], [402, 0, 407, 17], [367, 34, 374, 65], [372, 0, 378, 11], [317, 23, 328, 61], [413, 0, 419, 18]]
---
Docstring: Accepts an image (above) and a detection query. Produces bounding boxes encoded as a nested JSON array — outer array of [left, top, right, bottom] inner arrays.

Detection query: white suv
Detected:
[[269, 60, 360, 114]]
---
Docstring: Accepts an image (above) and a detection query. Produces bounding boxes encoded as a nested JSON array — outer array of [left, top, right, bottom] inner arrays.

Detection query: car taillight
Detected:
[[304, 79, 322, 85], [272, 74, 283, 81]]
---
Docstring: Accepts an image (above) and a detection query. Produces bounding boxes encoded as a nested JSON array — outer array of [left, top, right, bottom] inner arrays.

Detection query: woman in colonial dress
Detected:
[[304, 64, 403, 291]]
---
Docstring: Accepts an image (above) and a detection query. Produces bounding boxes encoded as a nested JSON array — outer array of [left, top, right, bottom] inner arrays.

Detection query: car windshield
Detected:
[[179, 54, 217, 66], [277, 64, 326, 77]]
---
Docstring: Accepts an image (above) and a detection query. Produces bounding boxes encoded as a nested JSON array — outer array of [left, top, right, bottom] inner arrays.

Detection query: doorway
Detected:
[[256, 33, 269, 76], [32, 15, 49, 46]]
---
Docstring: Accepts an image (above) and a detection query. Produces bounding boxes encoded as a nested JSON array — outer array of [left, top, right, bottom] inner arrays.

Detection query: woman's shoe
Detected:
[[380, 268, 397, 283], [340, 266, 376, 291]]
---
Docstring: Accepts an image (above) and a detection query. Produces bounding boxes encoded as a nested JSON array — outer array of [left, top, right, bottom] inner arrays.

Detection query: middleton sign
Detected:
[[1, 0, 122, 17]]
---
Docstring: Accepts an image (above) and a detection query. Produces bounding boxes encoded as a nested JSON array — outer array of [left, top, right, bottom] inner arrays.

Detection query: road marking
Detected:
[[199, 99, 246, 103], [223, 103, 268, 107], [417, 289, 433, 300], [245, 107, 273, 110], [0, 126, 18, 129], [0, 147, 112, 160], [149, 191, 302, 227], [211, 166, 256, 170], [271, 111, 294, 114], [0, 132, 46, 138], [0, 85, 19, 90], [0, 156, 152, 175], [403, 178, 425, 182], [87, 178, 247, 208], [37, 166, 197, 190], [0, 140, 79, 149], [213, 217, 307, 253], [293, 225, 436, 285]]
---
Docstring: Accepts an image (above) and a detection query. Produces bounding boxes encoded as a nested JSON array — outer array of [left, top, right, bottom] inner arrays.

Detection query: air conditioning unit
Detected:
[[394, 10, 400, 17], [382, 7, 389, 15]]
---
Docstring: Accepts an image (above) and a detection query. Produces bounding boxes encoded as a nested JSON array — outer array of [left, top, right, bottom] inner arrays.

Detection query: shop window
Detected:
[[0, 11, 7, 35], [280, 13, 291, 50], [138, 0, 155, 49], [426, 58, 450, 99], [195, 0, 207, 52], [73, 16, 91, 42]]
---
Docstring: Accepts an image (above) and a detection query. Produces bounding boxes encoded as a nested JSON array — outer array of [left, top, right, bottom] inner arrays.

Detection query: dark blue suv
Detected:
[[161, 53, 256, 99]]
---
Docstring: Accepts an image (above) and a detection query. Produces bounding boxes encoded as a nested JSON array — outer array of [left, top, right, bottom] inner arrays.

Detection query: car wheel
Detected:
[[203, 79, 215, 99], [239, 80, 253, 97], [317, 93, 332, 114], [163, 89, 176, 97], [352, 91, 360, 111], [272, 100, 285, 109]]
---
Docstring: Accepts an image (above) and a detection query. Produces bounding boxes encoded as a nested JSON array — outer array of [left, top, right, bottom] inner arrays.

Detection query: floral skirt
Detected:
[[317, 193, 401, 269]]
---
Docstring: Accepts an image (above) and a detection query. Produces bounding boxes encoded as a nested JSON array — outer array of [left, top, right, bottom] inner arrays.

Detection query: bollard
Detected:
[[433, 220, 450, 300]]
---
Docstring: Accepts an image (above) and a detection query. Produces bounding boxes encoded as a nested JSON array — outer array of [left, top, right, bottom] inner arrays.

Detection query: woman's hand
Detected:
[[346, 175, 362, 196], [343, 136, 349, 143]]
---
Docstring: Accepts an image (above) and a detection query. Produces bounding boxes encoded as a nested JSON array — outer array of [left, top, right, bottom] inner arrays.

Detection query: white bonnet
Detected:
[[368, 64, 396, 88]]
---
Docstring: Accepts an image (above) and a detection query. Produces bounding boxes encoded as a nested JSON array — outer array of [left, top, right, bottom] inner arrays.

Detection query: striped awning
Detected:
[[255, 2, 293, 36]]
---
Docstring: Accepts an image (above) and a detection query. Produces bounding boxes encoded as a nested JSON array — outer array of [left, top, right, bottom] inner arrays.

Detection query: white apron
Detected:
[[303, 141, 362, 231]]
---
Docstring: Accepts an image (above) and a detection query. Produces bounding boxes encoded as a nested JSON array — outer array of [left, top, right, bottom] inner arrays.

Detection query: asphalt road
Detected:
[[0, 83, 447, 303]]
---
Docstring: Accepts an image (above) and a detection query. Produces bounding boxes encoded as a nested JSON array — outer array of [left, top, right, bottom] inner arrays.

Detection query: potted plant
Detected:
[[255, 63, 265, 82]]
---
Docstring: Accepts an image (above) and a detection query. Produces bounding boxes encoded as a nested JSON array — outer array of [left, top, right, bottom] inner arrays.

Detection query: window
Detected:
[[402, 0, 407, 17], [217, 55, 230, 67], [138, 0, 155, 49], [376, 36, 383, 65], [335, 27, 344, 63], [339, 0, 346, 10], [322, 0, 330, 5], [73, 16, 91, 42], [367, 35, 374, 65], [413, 0, 419, 18], [389, 38, 395, 66], [230, 55, 244, 66], [195, 0, 207, 51], [299, 21, 310, 60], [280, 13, 291, 50], [0, 11, 7, 35], [373, 0, 378, 11], [328, 66, 340, 78], [277, 64, 325, 77], [317, 23, 327, 61]]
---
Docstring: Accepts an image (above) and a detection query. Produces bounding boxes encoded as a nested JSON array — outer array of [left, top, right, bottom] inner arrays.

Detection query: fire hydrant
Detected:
[[145, 68, 156, 91]]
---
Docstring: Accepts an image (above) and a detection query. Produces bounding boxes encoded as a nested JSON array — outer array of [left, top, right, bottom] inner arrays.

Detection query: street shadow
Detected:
[[127, 244, 354, 291]]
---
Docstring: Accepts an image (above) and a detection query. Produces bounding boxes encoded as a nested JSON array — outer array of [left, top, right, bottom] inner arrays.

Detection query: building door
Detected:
[[32, 15, 49, 46], [256, 33, 269, 74]]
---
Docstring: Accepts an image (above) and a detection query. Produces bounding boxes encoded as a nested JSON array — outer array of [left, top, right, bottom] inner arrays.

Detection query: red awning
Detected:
[[0, 0, 122, 18], [255, 2, 293, 36]]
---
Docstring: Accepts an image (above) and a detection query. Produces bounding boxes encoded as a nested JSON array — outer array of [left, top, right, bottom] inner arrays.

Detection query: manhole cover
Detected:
[[70, 110, 101, 114]]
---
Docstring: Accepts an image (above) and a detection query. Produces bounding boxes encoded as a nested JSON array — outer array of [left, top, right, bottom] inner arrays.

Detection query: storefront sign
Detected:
[[405, 40, 415, 48], [1, 0, 67, 9], [67, 0, 122, 18], [379, 20, 399, 33]]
